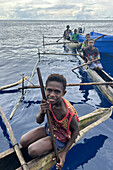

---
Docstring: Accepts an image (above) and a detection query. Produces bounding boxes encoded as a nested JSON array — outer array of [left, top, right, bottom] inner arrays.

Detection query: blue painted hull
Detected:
[[79, 32, 113, 56]]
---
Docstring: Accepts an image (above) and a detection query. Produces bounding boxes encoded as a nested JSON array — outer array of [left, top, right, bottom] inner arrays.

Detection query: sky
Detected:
[[0, 0, 113, 20]]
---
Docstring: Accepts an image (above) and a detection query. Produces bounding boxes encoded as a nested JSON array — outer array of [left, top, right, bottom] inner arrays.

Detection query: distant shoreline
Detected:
[[0, 20, 113, 22]]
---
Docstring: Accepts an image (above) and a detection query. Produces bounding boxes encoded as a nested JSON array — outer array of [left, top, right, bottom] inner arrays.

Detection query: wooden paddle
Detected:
[[37, 68, 61, 168], [0, 106, 29, 170], [72, 58, 100, 71], [56, 37, 63, 42]]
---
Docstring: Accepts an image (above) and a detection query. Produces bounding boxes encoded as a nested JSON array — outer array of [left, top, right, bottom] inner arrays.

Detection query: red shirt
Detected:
[[48, 98, 79, 142]]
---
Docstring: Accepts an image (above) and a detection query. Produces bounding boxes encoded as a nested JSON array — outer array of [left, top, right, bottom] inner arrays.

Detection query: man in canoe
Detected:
[[20, 73, 80, 169], [63, 25, 73, 40], [83, 38, 103, 71]]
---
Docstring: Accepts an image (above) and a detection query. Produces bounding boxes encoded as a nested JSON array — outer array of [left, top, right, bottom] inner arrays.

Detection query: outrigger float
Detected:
[[0, 76, 28, 91]]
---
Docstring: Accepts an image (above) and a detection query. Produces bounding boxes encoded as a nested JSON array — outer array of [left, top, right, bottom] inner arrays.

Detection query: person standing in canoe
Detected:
[[83, 38, 103, 71], [72, 28, 80, 42], [63, 25, 73, 40], [20, 73, 80, 169]]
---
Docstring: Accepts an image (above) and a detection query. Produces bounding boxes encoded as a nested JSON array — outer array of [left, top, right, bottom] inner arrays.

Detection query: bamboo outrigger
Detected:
[[0, 107, 112, 170], [0, 76, 28, 91]]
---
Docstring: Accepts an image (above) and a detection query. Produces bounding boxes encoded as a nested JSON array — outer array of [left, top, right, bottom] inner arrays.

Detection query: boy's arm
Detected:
[[63, 116, 79, 153], [81, 41, 85, 49], [94, 34, 106, 42], [36, 109, 45, 124], [57, 116, 80, 168], [95, 48, 100, 58], [36, 99, 49, 124], [72, 34, 74, 40], [63, 30, 66, 37]]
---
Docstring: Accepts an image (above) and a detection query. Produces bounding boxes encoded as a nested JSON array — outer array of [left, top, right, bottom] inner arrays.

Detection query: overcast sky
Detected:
[[0, 0, 113, 20]]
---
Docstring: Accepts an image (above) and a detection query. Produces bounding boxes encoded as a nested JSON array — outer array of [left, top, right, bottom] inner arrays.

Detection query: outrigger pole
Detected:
[[18, 81, 113, 90], [0, 106, 29, 170]]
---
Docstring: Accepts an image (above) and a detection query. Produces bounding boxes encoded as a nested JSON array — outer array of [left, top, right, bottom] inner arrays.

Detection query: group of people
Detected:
[[63, 25, 104, 71], [63, 25, 80, 41], [19, 25, 105, 169]]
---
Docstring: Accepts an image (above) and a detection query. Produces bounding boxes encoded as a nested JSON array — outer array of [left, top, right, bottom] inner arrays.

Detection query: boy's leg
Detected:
[[20, 126, 47, 147], [28, 136, 53, 158]]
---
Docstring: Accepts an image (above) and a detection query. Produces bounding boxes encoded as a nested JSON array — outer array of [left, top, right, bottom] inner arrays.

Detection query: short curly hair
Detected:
[[46, 74, 67, 91]]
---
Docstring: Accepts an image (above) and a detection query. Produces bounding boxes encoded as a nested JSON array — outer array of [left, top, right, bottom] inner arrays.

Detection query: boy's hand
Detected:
[[40, 99, 49, 114], [53, 151, 67, 169]]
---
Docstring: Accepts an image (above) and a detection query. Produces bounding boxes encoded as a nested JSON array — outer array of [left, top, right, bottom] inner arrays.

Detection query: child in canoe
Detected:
[[20, 73, 80, 169], [83, 38, 103, 71]]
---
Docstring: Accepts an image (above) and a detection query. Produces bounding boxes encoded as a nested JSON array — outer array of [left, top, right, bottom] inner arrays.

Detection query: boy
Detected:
[[81, 33, 106, 50], [83, 38, 103, 71], [20, 74, 79, 169], [72, 29, 80, 42], [81, 33, 91, 50]]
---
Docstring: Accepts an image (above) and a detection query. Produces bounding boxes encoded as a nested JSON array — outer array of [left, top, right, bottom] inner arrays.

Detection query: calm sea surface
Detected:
[[0, 20, 113, 170]]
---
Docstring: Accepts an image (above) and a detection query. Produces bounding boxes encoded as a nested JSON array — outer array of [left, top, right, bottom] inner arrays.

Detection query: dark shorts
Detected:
[[45, 123, 66, 150]]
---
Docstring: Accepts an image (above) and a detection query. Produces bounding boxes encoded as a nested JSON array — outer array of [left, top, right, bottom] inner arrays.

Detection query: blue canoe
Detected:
[[79, 31, 113, 56]]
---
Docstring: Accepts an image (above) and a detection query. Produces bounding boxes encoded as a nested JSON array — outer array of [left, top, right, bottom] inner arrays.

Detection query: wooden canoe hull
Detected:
[[0, 107, 112, 170], [76, 54, 113, 104], [64, 39, 82, 50], [68, 42, 82, 49]]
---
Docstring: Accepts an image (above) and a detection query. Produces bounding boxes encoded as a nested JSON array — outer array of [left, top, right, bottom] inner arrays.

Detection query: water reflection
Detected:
[[76, 67, 112, 107], [0, 116, 12, 148], [64, 134, 108, 170], [51, 134, 108, 170], [73, 67, 94, 103], [79, 69, 93, 103], [23, 100, 41, 108], [0, 89, 19, 94]]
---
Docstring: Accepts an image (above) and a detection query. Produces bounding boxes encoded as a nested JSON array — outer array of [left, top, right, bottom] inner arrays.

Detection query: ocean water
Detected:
[[0, 20, 113, 170]]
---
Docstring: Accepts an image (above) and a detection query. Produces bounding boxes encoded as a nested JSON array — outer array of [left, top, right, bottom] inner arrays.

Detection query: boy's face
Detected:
[[74, 29, 77, 33], [46, 81, 66, 105], [86, 35, 90, 40], [88, 40, 94, 47]]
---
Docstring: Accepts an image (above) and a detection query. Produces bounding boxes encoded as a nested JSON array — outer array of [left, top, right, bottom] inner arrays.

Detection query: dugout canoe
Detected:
[[64, 39, 82, 52], [0, 107, 112, 170], [79, 32, 113, 56], [0, 76, 28, 91], [74, 53, 113, 104]]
